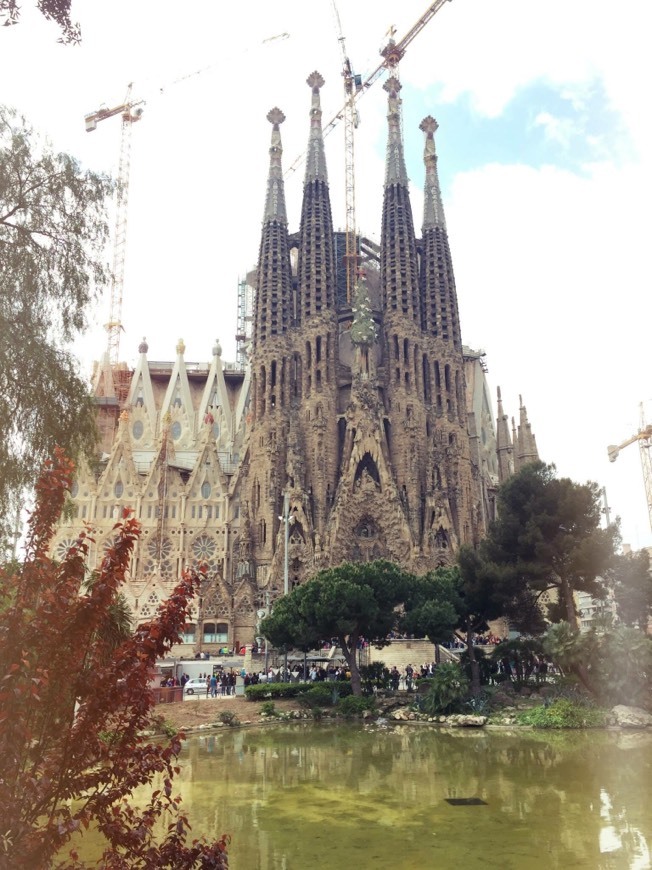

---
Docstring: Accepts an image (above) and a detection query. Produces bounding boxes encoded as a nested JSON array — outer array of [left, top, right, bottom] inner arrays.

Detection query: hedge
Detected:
[[245, 680, 352, 702]]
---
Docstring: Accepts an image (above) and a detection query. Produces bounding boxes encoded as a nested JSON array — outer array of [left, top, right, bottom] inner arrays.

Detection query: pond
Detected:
[[81, 725, 652, 869]]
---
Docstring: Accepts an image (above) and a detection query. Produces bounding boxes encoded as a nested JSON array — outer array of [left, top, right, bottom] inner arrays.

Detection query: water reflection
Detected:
[[165, 727, 652, 870]]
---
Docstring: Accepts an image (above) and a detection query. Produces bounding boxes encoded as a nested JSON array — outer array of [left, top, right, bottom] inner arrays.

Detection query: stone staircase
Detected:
[[361, 638, 460, 671]]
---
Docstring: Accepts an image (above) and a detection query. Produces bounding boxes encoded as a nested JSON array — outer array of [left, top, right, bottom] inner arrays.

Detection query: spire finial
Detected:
[[383, 76, 408, 187], [421, 114, 447, 231], [304, 71, 328, 184], [263, 107, 288, 223], [267, 107, 285, 127]]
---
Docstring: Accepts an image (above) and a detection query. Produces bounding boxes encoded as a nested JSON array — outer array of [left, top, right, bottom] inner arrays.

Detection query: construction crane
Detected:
[[290, 0, 453, 303], [85, 83, 145, 369], [607, 403, 652, 532], [331, 0, 363, 304]]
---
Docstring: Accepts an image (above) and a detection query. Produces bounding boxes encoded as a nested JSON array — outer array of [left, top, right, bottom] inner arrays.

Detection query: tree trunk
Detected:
[[560, 575, 578, 629], [466, 626, 481, 696], [341, 635, 362, 696]]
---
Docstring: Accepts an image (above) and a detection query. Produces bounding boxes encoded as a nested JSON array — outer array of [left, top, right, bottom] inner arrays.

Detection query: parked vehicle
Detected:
[[184, 679, 208, 695]]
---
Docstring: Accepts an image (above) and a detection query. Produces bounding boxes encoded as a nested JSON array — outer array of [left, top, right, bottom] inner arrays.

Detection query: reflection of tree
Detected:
[[162, 726, 652, 870]]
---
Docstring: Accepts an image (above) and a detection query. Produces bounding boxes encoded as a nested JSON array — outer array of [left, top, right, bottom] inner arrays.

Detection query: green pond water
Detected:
[[80, 725, 652, 869]]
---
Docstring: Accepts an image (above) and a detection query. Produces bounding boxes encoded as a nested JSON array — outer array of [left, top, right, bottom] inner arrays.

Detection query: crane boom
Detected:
[[85, 84, 144, 369], [607, 403, 652, 532], [286, 0, 453, 176]]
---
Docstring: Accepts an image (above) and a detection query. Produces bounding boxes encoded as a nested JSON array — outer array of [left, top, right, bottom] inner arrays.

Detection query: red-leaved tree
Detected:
[[0, 449, 229, 868]]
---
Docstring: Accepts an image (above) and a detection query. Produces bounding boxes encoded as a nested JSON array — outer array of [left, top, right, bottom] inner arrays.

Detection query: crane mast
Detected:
[[85, 83, 144, 369], [607, 403, 652, 532], [331, 1, 363, 304]]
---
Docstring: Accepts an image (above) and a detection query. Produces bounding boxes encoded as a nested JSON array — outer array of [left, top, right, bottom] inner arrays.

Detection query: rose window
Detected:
[[54, 537, 76, 561]]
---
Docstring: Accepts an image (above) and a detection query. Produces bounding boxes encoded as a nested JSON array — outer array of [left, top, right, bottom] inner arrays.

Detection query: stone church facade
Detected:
[[54, 73, 537, 653]]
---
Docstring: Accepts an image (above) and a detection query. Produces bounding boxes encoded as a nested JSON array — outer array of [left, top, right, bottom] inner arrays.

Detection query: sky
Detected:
[[2, 0, 651, 549]]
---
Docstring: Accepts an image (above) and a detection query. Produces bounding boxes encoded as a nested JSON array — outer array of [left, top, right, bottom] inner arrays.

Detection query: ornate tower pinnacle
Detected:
[[419, 114, 461, 344], [380, 75, 419, 323], [298, 72, 336, 318], [383, 76, 408, 187], [420, 115, 447, 231], [255, 107, 293, 345], [305, 71, 328, 184], [263, 107, 287, 223]]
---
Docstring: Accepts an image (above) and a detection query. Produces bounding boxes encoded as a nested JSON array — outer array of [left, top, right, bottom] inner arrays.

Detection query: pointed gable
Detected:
[[161, 338, 195, 446], [198, 339, 233, 447]]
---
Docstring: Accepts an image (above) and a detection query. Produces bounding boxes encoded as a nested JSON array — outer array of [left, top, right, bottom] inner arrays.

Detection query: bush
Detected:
[[260, 701, 277, 717], [419, 663, 469, 716], [218, 710, 240, 727], [245, 681, 313, 701], [298, 683, 337, 708], [337, 695, 376, 719], [517, 699, 606, 729]]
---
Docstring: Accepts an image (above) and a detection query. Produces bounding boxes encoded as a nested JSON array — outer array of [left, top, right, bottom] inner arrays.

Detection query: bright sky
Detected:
[[2, 0, 651, 549]]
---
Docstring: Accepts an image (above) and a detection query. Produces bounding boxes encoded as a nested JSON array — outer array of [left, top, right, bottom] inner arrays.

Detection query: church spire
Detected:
[[495, 386, 514, 483], [384, 76, 408, 187], [516, 395, 539, 468], [254, 108, 293, 346], [304, 71, 328, 184], [263, 107, 287, 223], [419, 115, 461, 345], [420, 115, 446, 231], [298, 72, 336, 320], [380, 76, 419, 324]]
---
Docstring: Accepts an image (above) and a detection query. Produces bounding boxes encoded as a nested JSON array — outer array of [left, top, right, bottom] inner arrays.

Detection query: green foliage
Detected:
[[0, 107, 114, 539], [419, 663, 470, 715], [337, 695, 376, 719], [298, 683, 337, 708], [609, 550, 652, 632], [260, 560, 416, 695], [543, 622, 652, 707], [517, 699, 606, 729], [592, 624, 652, 708], [483, 462, 619, 626], [260, 701, 277, 716], [459, 646, 494, 686], [218, 710, 240, 727], [402, 567, 461, 645], [155, 719, 179, 739], [245, 681, 313, 701], [489, 637, 544, 683], [359, 661, 389, 694], [0, 450, 229, 867]]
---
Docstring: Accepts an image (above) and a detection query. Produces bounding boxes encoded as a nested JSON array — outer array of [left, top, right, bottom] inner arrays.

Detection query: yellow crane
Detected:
[[608, 403, 652, 532], [289, 0, 454, 303]]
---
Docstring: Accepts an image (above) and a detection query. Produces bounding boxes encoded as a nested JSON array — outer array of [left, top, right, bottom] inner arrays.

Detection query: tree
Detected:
[[483, 462, 618, 629], [0, 449, 229, 868], [609, 549, 652, 632], [402, 566, 461, 651], [543, 621, 652, 706], [0, 107, 113, 543], [260, 560, 414, 696], [0, 0, 80, 43], [454, 548, 532, 694]]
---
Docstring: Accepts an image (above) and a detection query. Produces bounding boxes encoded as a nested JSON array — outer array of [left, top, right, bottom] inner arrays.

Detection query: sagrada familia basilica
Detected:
[[54, 73, 538, 652]]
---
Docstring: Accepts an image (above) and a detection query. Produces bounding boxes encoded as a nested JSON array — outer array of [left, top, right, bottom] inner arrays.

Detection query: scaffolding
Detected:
[[235, 277, 254, 369]]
